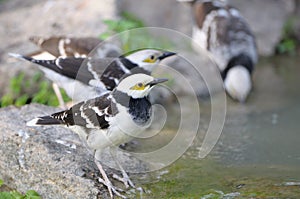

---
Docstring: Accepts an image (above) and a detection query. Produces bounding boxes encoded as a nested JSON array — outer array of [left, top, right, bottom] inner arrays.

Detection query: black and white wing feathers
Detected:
[[27, 93, 118, 129], [9, 53, 147, 92]]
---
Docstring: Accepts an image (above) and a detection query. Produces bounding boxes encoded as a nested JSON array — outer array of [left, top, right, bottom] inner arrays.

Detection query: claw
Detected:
[[112, 173, 135, 189], [98, 177, 127, 199], [95, 160, 127, 199], [94, 152, 144, 198], [111, 155, 136, 189]]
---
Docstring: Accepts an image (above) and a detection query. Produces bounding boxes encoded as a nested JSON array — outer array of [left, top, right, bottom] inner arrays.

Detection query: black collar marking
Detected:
[[112, 90, 152, 125], [119, 57, 139, 70], [129, 97, 152, 125]]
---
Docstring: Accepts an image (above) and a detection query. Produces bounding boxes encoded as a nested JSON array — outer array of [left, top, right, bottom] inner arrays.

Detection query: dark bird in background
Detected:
[[180, 0, 258, 102]]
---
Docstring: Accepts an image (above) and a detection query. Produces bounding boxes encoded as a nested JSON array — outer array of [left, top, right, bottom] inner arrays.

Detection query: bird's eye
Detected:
[[143, 55, 157, 63], [130, 82, 145, 90]]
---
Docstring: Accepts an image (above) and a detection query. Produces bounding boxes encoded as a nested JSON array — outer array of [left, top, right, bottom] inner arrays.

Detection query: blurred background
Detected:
[[1, 0, 300, 104], [0, 0, 300, 198]]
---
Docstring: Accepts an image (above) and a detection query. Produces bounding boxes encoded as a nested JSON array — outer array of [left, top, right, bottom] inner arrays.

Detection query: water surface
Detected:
[[136, 56, 300, 198]]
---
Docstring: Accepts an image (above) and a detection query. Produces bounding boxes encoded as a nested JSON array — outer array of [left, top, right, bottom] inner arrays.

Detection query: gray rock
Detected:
[[116, 0, 193, 35], [0, 0, 117, 96], [294, 1, 300, 42], [228, 0, 295, 56], [0, 104, 118, 199]]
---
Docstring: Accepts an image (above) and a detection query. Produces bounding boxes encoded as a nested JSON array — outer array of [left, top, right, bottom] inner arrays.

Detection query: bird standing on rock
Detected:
[[180, 0, 258, 102], [26, 73, 168, 198], [10, 49, 176, 102]]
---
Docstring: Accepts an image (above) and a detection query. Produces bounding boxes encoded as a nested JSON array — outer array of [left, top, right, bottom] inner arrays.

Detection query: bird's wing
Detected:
[[10, 53, 146, 94], [10, 52, 148, 94], [64, 37, 101, 56], [226, 9, 258, 64], [9, 54, 91, 83], [27, 93, 117, 129], [29, 36, 101, 58], [60, 57, 119, 87], [9, 53, 118, 91], [29, 36, 62, 57]]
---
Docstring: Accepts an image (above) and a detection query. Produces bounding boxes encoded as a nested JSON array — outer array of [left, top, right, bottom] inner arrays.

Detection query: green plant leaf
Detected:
[[10, 72, 25, 95], [32, 72, 43, 82], [121, 11, 144, 27], [1, 94, 14, 107], [0, 192, 15, 199], [9, 190, 23, 199], [46, 94, 59, 107], [0, 71, 70, 108], [276, 16, 297, 55], [25, 190, 41, 199], [99, 32, 112, 40], [103, 19, 119, 31], [15, 94, 29, 107], [0, 179, 3, 187]]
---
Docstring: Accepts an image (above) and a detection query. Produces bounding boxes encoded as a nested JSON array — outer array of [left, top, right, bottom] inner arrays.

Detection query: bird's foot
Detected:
[[95, 160, 127, 199], [98, 176, 127, 199], [111, 154, 144, 193], [112, 169, 144, 195], [112, 173, 135, 189]]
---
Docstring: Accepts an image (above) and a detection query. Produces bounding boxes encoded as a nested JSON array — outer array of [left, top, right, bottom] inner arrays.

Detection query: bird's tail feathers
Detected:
[[9, 53, 43, 63], [9, 53, 60, 71], [8, 53, 28, 60], [26, 116, 63, 126]]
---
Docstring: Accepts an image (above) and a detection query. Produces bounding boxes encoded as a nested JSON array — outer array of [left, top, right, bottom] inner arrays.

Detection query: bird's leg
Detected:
[[109, 148, 142, 191], [112, 159, 135, 189], [94, 159, 127, 199], [52, 83, 65, 108]]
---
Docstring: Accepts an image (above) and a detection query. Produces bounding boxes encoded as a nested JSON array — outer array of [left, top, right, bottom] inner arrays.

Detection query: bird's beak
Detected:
[[146, 78, 168, 87], [158, 51, 176, 60]]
